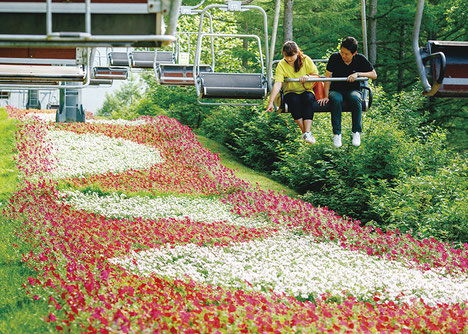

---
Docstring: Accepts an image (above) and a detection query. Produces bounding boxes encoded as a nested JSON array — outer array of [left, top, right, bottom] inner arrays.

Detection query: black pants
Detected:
[[284, 91, 315, 120]]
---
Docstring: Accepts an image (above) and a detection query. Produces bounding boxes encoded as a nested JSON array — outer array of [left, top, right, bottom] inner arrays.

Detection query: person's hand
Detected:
[[266, 102, 274, 112], [347, 72, 359, 82], [299, 75, 309, 84], [317, 98, 329, 106]]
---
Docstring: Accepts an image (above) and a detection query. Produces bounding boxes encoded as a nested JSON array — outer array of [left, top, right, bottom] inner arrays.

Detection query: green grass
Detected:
[[0, 108, 51, 333], [0, 109, 17, 206], [197, 135, 298, 198]]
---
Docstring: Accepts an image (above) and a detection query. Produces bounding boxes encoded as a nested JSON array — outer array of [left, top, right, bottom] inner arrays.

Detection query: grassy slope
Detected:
[[197, 135, 298, 198], [0, 110, 50, 333]]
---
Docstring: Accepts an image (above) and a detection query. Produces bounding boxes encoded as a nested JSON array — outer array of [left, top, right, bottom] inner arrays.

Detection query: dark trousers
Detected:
[[284, 91, 315, 121], [329, 90, 362, 135]]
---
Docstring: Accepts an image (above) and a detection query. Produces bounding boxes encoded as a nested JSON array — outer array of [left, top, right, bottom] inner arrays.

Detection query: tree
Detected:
[[368, 0, 377, 65], [283, 0, 293, 42]]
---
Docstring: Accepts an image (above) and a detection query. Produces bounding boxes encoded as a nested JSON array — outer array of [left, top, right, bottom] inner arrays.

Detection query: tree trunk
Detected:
[[397, 25, 406, 92], [283, 0, 293, 43], [243, 21, 249, 68], [368, 0, 377, 65]]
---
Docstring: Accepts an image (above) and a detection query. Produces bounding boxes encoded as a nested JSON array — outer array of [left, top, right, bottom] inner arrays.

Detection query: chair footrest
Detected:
[[0, 64, 85, 81]]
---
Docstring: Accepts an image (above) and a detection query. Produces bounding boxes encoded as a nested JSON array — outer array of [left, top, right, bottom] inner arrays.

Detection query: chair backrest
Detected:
[[131, 51, 175, 68], [93, 67, 128, 80], [200, 72, 267, 99], [427, 41, 468, 98], [158, 64, 211, 86], [109, 52, 130, 67]]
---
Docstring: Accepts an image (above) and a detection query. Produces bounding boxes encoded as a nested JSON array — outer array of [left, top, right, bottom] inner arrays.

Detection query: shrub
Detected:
[[369, 159, 468, 245], [274, 112, 453, 225], [225, 109, 296, 172]]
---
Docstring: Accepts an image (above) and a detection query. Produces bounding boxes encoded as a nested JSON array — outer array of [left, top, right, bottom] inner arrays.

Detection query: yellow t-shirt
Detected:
[[274, 55, 318, 95]]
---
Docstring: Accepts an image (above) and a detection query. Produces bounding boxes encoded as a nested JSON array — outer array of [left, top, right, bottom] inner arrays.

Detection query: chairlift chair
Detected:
[[0, 47, 90, 89], [193, 2, 270, 106], [276, 77, 372, 114], [413, 0, 468, 97], [157, 4, 215, 86], [0, 0, 181, 48]]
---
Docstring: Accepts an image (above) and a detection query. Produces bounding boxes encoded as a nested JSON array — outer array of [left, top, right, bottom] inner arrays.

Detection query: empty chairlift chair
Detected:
[[158, 3, 215, 87], [0, 0, 181, 48], [418, 41, 468, 97], [0, 47, 88, 88], [199, 72, 267, 99], [413, 0, 468, 98], [193, 2, 270, 105]]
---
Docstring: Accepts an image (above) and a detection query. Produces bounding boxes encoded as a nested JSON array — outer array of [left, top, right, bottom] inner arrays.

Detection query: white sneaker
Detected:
[[303, 132, 316, 145], [333, 134, 342, 148], [352, 132, 361, 146]]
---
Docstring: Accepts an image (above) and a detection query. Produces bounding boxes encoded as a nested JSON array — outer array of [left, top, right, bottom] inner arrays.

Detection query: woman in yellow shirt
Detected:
[[266, 41, 319, 144]]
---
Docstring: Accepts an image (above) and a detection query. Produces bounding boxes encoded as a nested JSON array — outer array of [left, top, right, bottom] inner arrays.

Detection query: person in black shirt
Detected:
[[317, 37, 377, 147]]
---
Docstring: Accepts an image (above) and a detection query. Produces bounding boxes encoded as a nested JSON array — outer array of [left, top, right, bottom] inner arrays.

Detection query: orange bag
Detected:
[[313, 81, 325, 100]]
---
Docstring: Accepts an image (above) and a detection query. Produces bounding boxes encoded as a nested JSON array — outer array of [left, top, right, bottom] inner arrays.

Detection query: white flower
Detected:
[[109, 231, 468, 305], [46, 130, 163, 178], [61, 191, 270, 228]]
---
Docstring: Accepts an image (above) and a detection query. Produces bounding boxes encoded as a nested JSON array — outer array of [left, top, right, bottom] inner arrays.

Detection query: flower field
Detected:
[[4, 106, 468, 333]]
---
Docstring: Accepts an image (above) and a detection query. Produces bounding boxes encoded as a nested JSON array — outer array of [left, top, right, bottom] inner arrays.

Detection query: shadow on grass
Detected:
[[197, 135, 298, 198]]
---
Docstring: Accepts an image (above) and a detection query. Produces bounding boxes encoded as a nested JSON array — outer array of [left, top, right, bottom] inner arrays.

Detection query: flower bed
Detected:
[[4, 107, 467, 333]]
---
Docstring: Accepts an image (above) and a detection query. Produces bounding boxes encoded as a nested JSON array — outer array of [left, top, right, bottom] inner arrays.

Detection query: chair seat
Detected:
[[310, 100, 369, 113], [89, 79, 113, 86], [200, 72, 267, 99]]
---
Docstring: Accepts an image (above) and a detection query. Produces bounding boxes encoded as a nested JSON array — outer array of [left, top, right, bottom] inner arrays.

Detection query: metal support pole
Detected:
[[268, 0, 281, 91], [361, 0, 368, 58], [85, 0, 91, 35]]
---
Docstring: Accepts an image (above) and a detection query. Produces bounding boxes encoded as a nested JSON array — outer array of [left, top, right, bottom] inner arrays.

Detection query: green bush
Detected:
[[273, 89, 458, 229], [222, 109, 297, 172], [369, 159, 468, 245]]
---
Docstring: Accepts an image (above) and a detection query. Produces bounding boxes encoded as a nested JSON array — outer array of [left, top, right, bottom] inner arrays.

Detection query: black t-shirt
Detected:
[[326, 52, 373, 91]]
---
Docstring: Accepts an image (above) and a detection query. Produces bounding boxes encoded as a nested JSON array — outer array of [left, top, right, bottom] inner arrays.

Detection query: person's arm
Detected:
[[317, 70, 332, 106], [347, 69, 377, 82], [266, 81, 283, 112]]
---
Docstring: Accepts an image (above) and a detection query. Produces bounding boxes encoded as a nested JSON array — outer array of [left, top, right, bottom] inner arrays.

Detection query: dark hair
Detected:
[[282, 41, 305, 72], [341, 37, 358, 54]]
